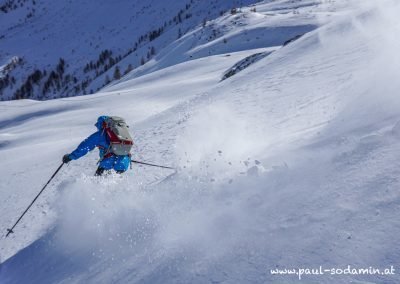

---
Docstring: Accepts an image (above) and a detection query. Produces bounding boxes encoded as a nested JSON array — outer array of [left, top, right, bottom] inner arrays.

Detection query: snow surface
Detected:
[[1, 0, 400, 283]]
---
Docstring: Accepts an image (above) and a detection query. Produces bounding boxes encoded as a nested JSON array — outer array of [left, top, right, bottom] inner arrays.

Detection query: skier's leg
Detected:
[[95, 167, 105, 176], [114, 155, 130, 174], [97, 156, 115, 176]]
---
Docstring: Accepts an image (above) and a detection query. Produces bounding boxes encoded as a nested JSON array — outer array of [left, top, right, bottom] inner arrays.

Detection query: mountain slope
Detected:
[[1, 0, 400, 283], [0, 0, 260, 100]]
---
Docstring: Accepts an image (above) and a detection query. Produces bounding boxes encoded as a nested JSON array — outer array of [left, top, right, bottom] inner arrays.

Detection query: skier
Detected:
[[62, 116, 133, 176]]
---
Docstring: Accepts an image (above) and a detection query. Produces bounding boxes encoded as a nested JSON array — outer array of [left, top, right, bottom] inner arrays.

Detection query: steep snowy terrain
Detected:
[[0, 0, 262, 100], [1, 0, 400, 283]]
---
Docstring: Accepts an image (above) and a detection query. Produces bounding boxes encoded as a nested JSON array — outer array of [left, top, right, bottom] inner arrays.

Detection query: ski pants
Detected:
[[99, 155, 131, 172]]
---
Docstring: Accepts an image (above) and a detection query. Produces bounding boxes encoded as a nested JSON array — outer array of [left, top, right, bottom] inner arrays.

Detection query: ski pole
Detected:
[[131, 159, 175, 170], [6, 163, 64, 238]]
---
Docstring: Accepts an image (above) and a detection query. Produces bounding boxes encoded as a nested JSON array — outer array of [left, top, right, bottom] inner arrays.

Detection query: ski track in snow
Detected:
[[1, 1, 400, 283]]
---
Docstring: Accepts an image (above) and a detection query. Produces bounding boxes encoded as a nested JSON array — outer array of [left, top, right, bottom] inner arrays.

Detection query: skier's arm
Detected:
[[69, 132, 100, 160]]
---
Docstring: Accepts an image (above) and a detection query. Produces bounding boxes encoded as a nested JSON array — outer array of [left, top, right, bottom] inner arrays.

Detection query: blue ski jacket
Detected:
[[68, 116, 131, 172]]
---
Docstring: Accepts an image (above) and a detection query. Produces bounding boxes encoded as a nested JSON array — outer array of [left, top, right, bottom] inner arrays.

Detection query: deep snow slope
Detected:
[[2, 0, 400, 283]]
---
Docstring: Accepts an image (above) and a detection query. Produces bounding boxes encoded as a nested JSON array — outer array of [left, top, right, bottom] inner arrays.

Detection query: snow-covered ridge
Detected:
[[110, 0, 324, 87], [0, 0, 262, 100]]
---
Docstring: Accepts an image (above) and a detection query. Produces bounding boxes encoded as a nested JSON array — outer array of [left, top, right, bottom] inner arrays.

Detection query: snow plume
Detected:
[[315, 0, 400, 136], [352, 0, 400, 129], [346, 0, 400, 72], [44, 167, 281, 282], [175, 103, 267, 182], [54, 175, 158, 261]]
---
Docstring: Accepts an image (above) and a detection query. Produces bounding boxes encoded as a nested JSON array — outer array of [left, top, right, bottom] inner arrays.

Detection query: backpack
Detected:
[[103, 116, 133, 156]]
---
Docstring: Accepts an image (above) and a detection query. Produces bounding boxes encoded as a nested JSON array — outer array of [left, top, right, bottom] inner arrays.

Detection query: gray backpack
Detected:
[[104, 116, 133, 156]]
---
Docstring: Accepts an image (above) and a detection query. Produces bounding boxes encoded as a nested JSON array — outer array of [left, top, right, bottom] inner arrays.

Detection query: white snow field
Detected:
[[1, 0, 400, 283]]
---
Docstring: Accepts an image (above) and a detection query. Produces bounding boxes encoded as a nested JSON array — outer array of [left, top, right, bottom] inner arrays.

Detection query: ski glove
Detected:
[[63, 154, 72, 164]]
